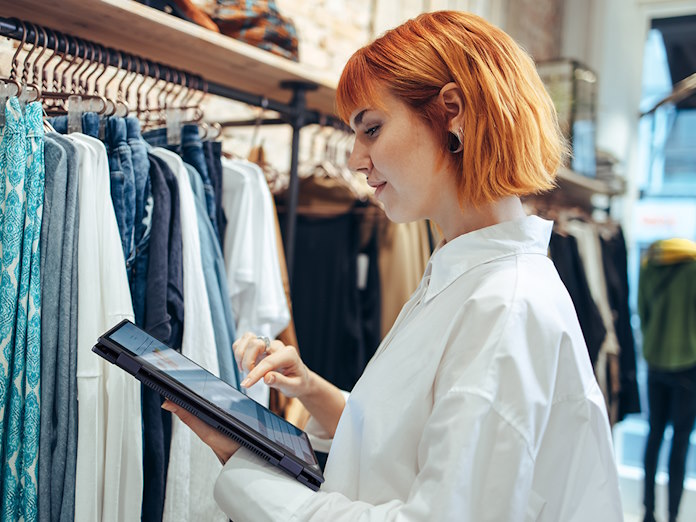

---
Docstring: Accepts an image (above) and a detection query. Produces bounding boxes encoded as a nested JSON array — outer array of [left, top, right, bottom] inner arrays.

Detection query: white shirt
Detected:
[[150, 149, 227, 522], [214, 216, 623, 522], [221, 158, 290, 405], [70, 134, 143, 522]]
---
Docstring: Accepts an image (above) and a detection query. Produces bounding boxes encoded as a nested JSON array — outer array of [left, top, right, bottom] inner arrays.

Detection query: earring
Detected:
[[448, 126, 463, 154]]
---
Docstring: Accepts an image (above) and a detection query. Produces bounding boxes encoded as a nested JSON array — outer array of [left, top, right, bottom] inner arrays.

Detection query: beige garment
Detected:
[[564, 219, 621, 424], [378, 220, 432, 338], [277, 175, 357, 215]]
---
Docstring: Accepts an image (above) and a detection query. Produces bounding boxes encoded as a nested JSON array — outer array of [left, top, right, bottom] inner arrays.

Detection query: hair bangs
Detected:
[[336, 50, 382, 125]]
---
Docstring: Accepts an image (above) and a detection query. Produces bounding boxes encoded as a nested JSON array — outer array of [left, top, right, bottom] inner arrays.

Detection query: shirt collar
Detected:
[[423, 215, 553, 303]]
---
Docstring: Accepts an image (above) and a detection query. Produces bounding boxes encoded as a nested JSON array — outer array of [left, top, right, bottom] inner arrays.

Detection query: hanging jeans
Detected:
[[105, 117, 136, 263], [48, 112, 100, 139], [644, 364, 696, 521], [126, 117, 152, 326], [142, 125, 218, 237], [0, 98, 45, 522], [204, 140, 226, 247]]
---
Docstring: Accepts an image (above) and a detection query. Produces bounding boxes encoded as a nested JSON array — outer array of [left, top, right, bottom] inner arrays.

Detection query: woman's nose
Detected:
[[347, 140, 371, 174]]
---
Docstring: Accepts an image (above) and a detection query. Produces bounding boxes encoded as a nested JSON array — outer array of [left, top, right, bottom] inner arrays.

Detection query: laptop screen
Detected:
[[107, 321, 317, 466]]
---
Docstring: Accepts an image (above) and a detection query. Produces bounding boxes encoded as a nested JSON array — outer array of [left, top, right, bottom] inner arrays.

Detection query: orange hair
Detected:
[[336, 11, 567, 206]]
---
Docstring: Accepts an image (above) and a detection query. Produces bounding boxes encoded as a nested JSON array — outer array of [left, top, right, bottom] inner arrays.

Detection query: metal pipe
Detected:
[[282, 83, 312, 286], [219, 117, 289, 128]]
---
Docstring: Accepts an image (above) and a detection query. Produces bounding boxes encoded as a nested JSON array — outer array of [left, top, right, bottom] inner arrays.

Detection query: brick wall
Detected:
[[277, 0, 373, 80], [505, 0, 564, 61]]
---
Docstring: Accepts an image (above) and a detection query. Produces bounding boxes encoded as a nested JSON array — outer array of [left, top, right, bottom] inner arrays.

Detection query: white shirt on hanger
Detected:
[[221, 158, 290, 406], [150, 148, 227, 522], [213, 216, 623, 522], [69, 133, 143, 522]]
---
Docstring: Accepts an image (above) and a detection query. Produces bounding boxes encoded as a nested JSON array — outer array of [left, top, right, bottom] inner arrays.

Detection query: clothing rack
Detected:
[[0, 10, 343, 282]]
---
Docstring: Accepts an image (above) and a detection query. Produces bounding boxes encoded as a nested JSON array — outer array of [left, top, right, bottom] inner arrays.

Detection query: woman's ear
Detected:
[[438, 82, 465, 131]]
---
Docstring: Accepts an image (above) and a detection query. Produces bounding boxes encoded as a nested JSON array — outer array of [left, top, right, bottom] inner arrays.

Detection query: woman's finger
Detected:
[[240, 337, 269, 372], [232, 332, 257, 369], [162, 400, 241, 463], [266, 339, 284, 354], [263, 371, 303, 394], [241, 347, 298, 388]]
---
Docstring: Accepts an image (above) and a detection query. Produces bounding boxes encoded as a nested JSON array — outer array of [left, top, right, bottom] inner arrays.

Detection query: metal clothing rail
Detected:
[[0, 15, 342, 282]]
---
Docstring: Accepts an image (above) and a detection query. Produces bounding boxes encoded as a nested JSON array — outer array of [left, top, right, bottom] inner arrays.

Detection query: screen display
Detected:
[[108, 321, 316, 465]]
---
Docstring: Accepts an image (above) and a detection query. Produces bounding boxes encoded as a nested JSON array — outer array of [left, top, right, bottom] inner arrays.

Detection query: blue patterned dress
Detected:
[[0, 98, 44, 522]]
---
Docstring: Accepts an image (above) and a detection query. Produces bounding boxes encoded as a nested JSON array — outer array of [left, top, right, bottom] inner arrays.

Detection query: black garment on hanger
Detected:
[[141, 154, 184, 522], [600, 227, 641, 419], [549, 232, 606, 364], [284, 209, 379, 391], [359, 219, 381, 366]]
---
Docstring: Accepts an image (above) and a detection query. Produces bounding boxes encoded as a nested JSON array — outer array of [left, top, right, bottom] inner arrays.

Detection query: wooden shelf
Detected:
[[541, 167, 625, 210], [0, 0, 338, 115], [557, 167, 625, 197]]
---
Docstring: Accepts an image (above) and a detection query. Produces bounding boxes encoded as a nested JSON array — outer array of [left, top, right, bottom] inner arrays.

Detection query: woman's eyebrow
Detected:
[[352, 109, 368, 128]]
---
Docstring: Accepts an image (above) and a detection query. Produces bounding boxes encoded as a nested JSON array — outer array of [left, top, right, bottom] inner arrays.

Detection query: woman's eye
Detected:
[[365, 125, 380, 137]]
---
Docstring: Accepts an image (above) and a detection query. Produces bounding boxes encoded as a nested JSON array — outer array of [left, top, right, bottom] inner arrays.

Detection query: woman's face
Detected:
[[348, 87, 458, 224]]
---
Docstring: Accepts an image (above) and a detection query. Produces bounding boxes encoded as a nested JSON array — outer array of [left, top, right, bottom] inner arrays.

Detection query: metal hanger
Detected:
[[0, 20, 26, 98]]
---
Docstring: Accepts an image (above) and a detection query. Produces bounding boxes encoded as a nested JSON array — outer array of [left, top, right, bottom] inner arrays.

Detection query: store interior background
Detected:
[[1, 0, 694, 519]]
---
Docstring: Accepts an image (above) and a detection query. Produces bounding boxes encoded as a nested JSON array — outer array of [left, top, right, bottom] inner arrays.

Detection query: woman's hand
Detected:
[[233, 332, 310, 399], [162, 400, 241, 464]]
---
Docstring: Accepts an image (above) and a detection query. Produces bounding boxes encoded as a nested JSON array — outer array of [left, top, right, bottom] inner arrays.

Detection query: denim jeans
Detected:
[[204, 140, 226, 247], [105, 117, 136, 263], [184, 163, 239, 387], [644, 364, 696, 520], [126, 117, 152, 326], [142, 125, 218, 236], [48, 112, 100, 138]]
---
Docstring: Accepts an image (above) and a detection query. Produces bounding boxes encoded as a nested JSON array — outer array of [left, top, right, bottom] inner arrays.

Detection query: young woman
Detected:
[[164, 11, 623, 521]]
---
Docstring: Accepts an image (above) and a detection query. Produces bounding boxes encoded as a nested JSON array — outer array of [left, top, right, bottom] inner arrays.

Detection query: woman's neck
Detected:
[[438, 196, 527, 243]]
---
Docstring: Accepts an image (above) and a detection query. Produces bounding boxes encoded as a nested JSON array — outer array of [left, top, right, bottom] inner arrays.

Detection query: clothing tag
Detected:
[[99, 116, 106, 141], [356, 253, 369, 290], [17, 87, 33, 113], [67, 95, 83, 134], [166, 108, 182, 146], [0, 83, 8, 127]]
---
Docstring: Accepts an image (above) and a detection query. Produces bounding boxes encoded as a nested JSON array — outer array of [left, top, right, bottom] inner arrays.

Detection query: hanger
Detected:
[[182, 75, 206, 124], [134, 59, 151, 115], [122, 55, 142, 113], [17, 22, 42, 102], [41, 35, 106, 115], [139, 62, 162, 128], [0, 20, 27, 100], [40, 29, 61, 93], [81, 43, 102, 95], [113, 53, 132, 117], [97, 48, 123, 116]]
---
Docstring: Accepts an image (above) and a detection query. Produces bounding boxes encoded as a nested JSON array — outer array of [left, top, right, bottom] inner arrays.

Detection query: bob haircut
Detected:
[[336, 11, 567, 206]]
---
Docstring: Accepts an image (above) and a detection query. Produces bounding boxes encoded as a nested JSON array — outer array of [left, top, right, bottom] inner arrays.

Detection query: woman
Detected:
[[164, 11, 623, 521]]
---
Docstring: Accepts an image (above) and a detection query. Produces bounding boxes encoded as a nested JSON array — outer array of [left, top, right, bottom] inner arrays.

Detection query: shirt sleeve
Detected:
[[303, 390, 351, 453], [214, 392, 537, 522]]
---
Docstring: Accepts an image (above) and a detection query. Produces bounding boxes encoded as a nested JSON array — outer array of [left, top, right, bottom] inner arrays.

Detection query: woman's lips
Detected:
[[371, 181, 387, 196]]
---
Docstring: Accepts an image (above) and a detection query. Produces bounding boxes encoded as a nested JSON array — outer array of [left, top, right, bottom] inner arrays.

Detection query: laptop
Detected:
[[92, 319, 324, 491]]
